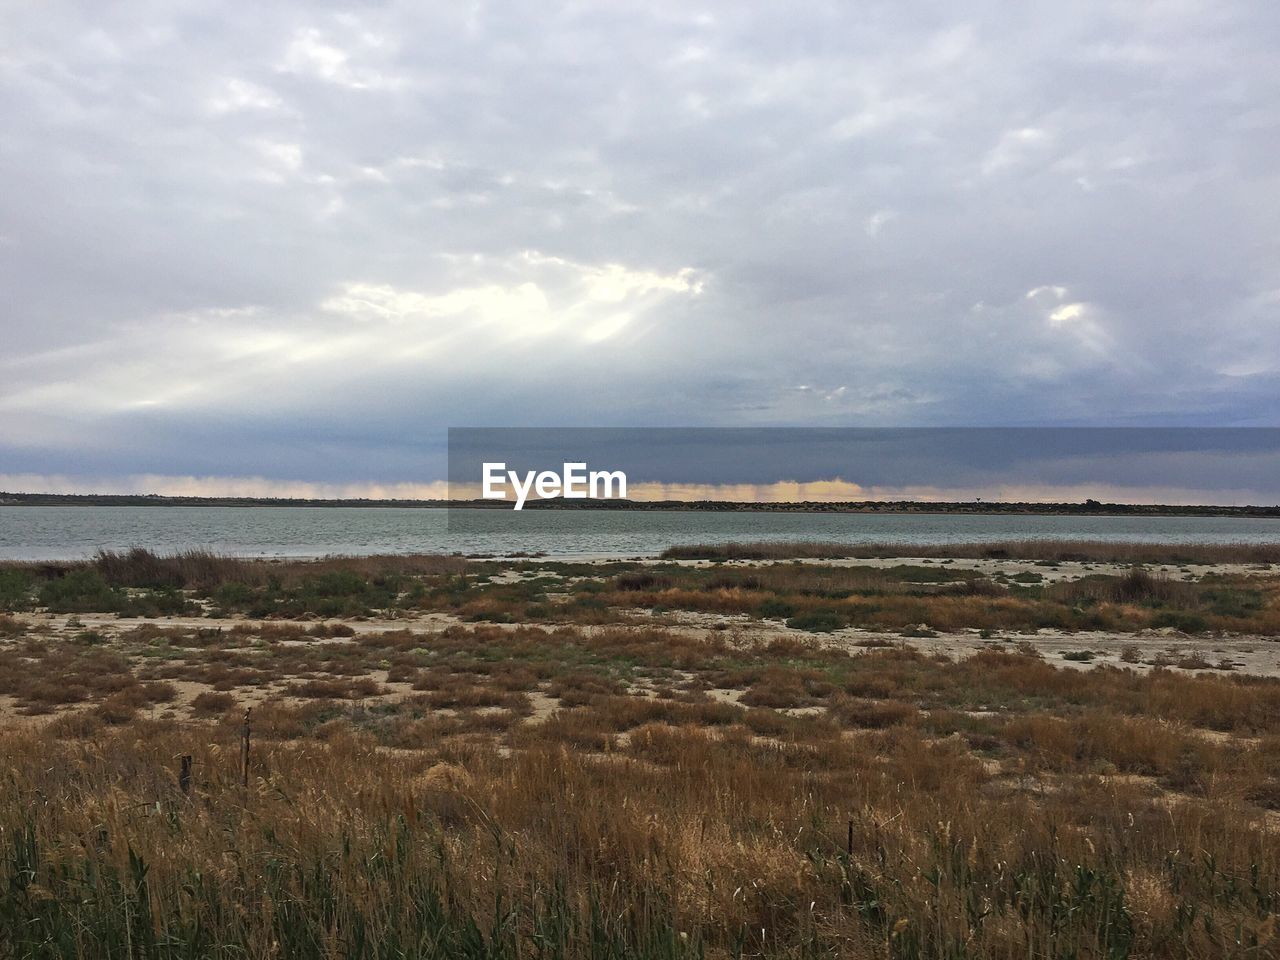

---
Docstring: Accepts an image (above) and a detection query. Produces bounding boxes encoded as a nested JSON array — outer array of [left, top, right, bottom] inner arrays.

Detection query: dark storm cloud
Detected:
[[1, 1, 1278, 491], [448, 428, 1280, 494]]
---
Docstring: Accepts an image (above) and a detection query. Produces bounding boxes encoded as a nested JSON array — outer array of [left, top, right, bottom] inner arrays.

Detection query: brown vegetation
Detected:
[[3, 547, 1280, 957], [662, 539, 1280, 565]]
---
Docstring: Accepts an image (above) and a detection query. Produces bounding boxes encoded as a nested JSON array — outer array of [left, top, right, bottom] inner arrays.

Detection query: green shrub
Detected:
[[1152, 610, 1209, 633], [1061, 650, 1096, 662], [786, 609, 843, 632], [757, 598, 796, 619], [1007, 571, 1044, 583], [1202, 587, 1264, 618], [213, 581, 256, 607], [880, 565, 972, 583], [0, 569, 35, 611], [615, 572, 670, 591], [120, 588, 195, 617], [301, 570, 371, 599], [464, 607, 517, 623], [37, 570, 124, 613], [282, 572, 402, 617]]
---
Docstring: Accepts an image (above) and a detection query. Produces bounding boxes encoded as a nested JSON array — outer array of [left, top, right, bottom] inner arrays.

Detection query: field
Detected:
[[2, 544, 1280, 958]]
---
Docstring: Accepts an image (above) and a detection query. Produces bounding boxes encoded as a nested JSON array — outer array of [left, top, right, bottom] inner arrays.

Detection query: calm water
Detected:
[[3, 506, 1280, 560]]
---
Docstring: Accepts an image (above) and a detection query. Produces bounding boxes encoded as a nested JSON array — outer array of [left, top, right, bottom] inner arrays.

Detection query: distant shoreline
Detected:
[[3, 491, 1279, 518]]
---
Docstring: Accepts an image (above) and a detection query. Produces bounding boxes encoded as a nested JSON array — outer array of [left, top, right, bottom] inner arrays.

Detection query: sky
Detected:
[[444, 428, 1280, 505], [2, 2, 1279, 498]]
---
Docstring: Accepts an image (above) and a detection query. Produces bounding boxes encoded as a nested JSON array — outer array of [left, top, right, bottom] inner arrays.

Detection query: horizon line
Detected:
[[6, 491, 1280, 513]]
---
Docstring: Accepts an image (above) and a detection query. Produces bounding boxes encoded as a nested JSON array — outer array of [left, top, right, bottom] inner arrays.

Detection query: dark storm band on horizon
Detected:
[[445, 427, 1280, 507]]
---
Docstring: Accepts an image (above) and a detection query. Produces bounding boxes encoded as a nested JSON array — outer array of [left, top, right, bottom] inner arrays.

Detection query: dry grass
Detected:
[[598, 560, 1280, 635], [0, 548, 469, 618], [89, 547, 469, 589], [189, 690, 236, 715], [284, 676, 385, 699], [5, 551, 1280, 957], [4, 687, 1279, 958], [93, 547, 260, 590], [662, 539, 1280, 564]]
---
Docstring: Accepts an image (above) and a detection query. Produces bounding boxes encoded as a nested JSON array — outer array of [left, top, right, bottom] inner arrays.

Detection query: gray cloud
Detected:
[[2, 1, 1278, 488]]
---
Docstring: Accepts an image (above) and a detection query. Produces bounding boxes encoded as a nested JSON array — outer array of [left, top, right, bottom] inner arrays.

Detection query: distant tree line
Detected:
[[2, 491, 1278, 516]]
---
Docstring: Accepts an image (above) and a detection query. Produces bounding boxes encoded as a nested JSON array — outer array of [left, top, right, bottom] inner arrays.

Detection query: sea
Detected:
[[3, 506, 1280, 561]]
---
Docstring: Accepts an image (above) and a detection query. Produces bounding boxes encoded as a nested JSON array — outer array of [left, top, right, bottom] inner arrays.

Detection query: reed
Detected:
[[3, 710, 1277, 959], [4, 549, 1280, 957], [661, 540, 1280, 564]]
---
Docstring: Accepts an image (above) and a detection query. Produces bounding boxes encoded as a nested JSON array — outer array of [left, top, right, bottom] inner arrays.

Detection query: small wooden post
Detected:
[[847, 819, 854, 857], [179, 755, 193, 796], [240, 708, 252, 788]]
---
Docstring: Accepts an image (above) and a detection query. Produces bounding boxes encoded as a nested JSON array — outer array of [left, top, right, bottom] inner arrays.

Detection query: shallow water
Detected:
[[3, 505, 1280, 560]]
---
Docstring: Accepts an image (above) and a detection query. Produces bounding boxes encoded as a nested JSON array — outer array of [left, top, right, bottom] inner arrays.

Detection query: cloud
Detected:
[[0, 473, 451, 500], [0, 250, 704, 448], [205, 77, 284, 115], [1023, 285, 1115, 356], [6, 474, 1276, 508], [1, 1, 1278, 491], [278, 26, 403, 90], [317, 253, 701, 343], [982, 126, 1052, 176], [864, 210, 896, 237]]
